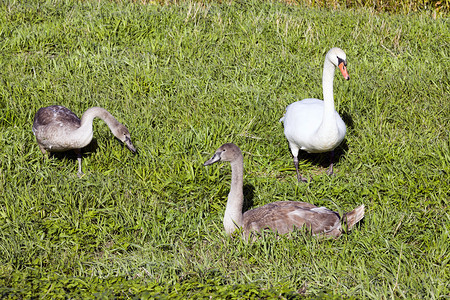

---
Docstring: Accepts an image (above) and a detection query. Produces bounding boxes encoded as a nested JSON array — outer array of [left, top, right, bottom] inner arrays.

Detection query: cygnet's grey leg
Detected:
[[38, 144, 48, 156], [75, 149, 84, 178]]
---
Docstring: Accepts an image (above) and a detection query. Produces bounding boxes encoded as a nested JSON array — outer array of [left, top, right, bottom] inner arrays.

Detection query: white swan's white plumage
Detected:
[[280, 47, 349, 182]]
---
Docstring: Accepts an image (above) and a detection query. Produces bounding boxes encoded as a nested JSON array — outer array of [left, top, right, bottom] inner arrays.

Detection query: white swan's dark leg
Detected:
[[327, 150, 334, 175], [293, 155, 308, 183], [290, 145, 308, 182]]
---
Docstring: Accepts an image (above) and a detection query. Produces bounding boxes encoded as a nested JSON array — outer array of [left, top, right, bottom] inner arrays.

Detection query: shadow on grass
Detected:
[[341, 111, 354, 129], [243, 184, 255, 213], [279, 110, 353, 172], [293, 139, 349, 171], [49, 138, 99, 163]]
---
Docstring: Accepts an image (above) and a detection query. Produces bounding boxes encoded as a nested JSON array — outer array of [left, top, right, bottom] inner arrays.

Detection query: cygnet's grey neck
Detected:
[[223, 156, 244, 234], [73, 107, 121, 149]]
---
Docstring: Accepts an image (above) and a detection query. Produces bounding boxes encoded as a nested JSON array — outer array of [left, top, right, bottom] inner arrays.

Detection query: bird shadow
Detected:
[[288, 110, 354, 170], [48, 139, 99, 163], [341, 111, 354, 129], [242, 184, 256, 213], [215, 183, 255, 213], [294, 139, 349, 170]]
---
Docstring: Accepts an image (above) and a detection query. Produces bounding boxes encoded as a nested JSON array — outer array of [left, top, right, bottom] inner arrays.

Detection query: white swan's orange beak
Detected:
[[338, 62, 350, 80]]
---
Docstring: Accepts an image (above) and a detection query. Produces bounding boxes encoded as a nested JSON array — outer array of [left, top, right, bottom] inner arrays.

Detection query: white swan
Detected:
[[280, 47, 349, 182], [204, 143, 364, 239], [32, 105, 136, 176]]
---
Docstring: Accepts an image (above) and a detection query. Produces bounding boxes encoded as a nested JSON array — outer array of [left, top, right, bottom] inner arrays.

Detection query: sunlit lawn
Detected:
[[0, 0, 448, 298]]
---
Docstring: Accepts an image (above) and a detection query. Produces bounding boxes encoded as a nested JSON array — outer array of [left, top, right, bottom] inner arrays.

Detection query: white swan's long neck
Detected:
[[224, 156, 244, 234], [319, 57, 338, 135], [72, 107, 120, 149]]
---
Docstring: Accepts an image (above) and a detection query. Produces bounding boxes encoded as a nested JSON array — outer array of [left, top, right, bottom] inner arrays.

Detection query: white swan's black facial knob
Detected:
[[337, 57, 349, 80]]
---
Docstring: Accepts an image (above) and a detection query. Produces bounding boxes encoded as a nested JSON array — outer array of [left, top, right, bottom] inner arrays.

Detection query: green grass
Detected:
[[288, 0, 449, 15], [0, 0, 449, 298]]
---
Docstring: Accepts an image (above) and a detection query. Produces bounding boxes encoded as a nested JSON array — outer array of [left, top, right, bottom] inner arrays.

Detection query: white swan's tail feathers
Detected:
[[344, 205, 365, 231]]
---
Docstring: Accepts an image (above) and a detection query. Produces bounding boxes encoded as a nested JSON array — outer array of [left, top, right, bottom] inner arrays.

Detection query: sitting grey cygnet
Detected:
[[32, 105, 136, 176], [204, 143, 364, 239]]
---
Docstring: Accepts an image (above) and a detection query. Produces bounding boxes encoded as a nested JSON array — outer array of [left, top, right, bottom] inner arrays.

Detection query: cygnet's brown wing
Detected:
[[33, 105, 81, 131], [32, 105, 82, 152], [242, 201, 341, 236]]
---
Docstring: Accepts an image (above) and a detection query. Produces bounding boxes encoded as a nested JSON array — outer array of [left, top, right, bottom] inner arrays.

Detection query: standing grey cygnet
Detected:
[[33, 105, 136, 176]]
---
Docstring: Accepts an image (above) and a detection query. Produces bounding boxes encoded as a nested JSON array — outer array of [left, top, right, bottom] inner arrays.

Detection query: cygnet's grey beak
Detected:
[[124, 136, 137, 154], [204, 152, 221, 166]]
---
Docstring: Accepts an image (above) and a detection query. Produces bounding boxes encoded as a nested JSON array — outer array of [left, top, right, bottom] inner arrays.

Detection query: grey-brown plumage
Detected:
[[32, 105, 136, 176], [204, 143, 364, 239]]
